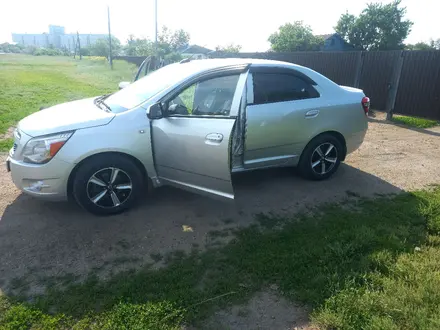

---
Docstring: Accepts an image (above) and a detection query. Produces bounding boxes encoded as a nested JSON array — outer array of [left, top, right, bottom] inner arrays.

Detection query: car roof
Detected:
[[174, 58, 336, 88], [179, 58, 305, 71]]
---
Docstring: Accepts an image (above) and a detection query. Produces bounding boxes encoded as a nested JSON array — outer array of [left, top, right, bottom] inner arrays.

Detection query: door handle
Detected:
[[205, 133, 223, 143], [305, 109, 319, 118]]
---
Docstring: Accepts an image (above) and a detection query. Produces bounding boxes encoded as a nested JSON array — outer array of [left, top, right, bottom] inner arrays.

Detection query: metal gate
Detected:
[[394, 51, 440, 120], [358, 51, 401, 111]]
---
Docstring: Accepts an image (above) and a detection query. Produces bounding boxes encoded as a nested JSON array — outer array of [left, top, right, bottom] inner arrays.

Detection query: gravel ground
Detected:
[[0, 113, 439, 328]]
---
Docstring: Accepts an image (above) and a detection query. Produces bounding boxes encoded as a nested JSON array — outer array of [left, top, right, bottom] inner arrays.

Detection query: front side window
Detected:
[[166, 74, 240, 116], [104, 63, 200, 113], [252, 72, 319, 105]]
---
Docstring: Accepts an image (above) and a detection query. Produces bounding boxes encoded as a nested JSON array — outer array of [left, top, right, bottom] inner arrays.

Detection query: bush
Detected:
[[0, 42, 25, 53], [33, 48, 64, 56], [23, 45, 38, 55], [80, 47, 91, 56]]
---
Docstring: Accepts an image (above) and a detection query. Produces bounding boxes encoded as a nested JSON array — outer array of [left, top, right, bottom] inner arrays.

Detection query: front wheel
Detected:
[[298, 134, 343, 180], [72, 155, 144, 215]]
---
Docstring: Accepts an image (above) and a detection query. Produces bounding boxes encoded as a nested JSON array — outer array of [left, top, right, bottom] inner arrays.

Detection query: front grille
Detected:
[[11, 142, 18, 156], [12, 128, 20, 156]]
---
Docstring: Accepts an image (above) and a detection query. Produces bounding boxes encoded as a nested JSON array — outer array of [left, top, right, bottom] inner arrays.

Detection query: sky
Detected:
[[1, 0, 438, 51]]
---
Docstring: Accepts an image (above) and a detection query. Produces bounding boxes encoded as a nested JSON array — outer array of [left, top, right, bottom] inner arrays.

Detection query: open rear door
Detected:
[[151, 69, 249, 200]]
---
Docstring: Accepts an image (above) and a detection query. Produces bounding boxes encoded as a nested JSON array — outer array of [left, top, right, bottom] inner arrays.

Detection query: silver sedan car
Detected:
[[7, 59, 369, 215]]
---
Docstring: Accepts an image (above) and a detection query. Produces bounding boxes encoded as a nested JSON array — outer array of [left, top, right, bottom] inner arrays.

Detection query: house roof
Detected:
[[316, 33, 354, 49], [316, 34, 334, 40], [178, 44, 213, 54]]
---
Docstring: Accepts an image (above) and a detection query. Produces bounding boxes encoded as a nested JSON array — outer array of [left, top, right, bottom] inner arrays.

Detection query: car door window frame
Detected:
[[158, 65, 250, 119], [248, 66, 320, 106], [134, 58, 149, 81]]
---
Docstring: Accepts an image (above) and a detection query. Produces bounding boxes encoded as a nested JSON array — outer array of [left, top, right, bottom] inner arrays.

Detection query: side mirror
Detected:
[[147, 103, 163, 119], [118, 81, 130, 90]]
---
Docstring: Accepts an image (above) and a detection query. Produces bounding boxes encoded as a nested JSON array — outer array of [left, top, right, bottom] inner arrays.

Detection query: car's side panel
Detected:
[[244, 101, 310, 168], [243, 76, 325, 169], [152, 117, 236, 199], [242, 65, 368, 169]]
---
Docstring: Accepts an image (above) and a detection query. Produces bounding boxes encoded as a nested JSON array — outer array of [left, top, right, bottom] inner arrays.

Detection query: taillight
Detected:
[[361, 97, 370, 115]]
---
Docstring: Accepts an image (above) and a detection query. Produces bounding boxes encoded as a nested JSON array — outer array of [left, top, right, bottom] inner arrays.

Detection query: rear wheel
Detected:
[[73, 155, 144, 215], [298, 134, 343, 180]]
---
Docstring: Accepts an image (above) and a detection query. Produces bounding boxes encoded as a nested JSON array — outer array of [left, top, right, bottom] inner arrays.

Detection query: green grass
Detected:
[[1, 188, 440, 329], [0, 138, 13, 152], [177, 84, 196, 113], [392, 115, 439, 128], [0, 54, 138, 150]]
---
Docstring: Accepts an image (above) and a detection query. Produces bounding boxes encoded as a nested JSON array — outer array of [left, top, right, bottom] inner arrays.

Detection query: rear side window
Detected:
[[252, 73, 319, 105]]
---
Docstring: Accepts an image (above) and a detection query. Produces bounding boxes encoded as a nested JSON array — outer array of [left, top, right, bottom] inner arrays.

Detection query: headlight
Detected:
[[23, 131, 74, 164]]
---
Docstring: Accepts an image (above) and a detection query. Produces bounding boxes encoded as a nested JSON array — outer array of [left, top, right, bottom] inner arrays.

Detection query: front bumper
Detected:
[[6, 154, 73, 201]]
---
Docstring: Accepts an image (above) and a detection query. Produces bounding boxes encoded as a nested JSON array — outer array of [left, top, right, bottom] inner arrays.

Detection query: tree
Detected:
[[268, 21, 323, 52], [124, 38, 154, 56], [406, 39, 440, 50], [156, 26, 190, 56], [125, 26, 190, 57], [0, 42, 25, 53], [215, 43, 242, 53], [169, 29, 190, 50], [80, 47, 91, 56], [89, 37, 122, 57], [125, 34, 137, 55], [405, 42, 434, 51], [335, 0, 413, 50]]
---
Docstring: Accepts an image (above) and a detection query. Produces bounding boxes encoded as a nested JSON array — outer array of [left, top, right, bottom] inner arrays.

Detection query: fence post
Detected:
[[353, 51, 364, 88], [385, 51, 405, 120]]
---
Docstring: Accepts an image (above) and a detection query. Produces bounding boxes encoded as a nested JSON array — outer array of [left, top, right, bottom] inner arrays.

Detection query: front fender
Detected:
[[56, 116, 157, 180]]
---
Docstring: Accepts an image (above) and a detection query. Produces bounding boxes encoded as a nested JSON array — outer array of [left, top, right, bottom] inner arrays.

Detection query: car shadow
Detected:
[[0, 164, 403, 295]]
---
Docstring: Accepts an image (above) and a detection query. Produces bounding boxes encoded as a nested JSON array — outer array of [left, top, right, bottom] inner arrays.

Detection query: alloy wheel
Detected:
[[86, 167, 132, 208], [310, 142, 338, 175]]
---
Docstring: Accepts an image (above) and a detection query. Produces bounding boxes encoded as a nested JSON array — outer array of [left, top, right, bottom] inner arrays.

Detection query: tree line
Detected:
[[78, 27, 243, 58], [269, 0, 439, 52], [0, 26, 242, 59]]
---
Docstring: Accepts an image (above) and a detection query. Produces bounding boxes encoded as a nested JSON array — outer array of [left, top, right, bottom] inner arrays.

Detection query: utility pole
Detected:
[[107, 5, 113, 69], [154, 0, 158, 54], [73, 32, 81, 60], [77, 32, 82, 60]]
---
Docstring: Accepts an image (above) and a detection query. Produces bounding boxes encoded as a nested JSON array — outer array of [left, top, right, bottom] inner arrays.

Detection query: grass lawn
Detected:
[[392, 114, 439, 129], [1, 188, 440, 329], [0, 54, 137, 151]]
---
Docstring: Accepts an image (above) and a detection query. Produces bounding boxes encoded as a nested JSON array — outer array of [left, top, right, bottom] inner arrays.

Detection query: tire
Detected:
[[72, 154, 144, 215], [298, 134, 343, 181]]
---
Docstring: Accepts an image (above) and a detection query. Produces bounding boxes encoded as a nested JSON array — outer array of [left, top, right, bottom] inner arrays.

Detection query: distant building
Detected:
[[178, 44, 213, 59], [317, 33, 354, 51], [12, 25, 107, 51]]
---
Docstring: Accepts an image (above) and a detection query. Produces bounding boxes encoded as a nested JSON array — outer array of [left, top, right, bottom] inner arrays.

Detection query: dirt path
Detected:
[[0, 114, 439, 328]]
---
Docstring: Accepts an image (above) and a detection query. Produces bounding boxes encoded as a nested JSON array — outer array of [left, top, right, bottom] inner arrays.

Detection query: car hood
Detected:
[[18, 97, 115, 137]]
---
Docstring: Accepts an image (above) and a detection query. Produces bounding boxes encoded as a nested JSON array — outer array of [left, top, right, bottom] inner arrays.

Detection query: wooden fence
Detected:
[[116, 50, 440, 120]]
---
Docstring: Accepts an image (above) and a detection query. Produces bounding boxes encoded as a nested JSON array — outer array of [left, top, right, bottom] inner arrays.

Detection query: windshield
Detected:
[[104, 63, 196, 113]]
